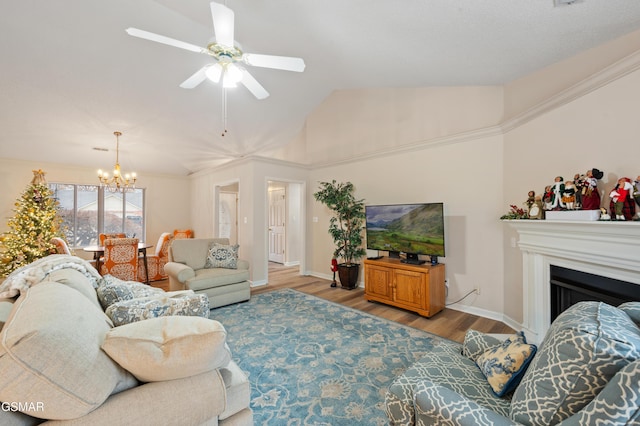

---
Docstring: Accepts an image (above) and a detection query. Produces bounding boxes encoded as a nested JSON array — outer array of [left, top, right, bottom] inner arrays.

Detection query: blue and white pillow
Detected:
[[475, 331, 536, 397]]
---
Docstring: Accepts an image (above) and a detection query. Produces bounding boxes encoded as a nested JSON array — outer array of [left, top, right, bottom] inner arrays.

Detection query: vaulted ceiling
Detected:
[[2, 0, 640, 176]]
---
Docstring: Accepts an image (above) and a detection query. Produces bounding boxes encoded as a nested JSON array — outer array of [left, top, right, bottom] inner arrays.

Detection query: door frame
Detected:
[[265, 177, 306, 280]]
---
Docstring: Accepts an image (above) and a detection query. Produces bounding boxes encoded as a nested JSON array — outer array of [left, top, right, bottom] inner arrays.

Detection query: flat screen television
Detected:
[[365, 203, 445, 265]]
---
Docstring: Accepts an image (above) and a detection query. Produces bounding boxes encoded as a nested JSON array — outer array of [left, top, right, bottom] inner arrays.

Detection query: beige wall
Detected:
[[0, 158, 190, 261], [189, 158, 309, 285]]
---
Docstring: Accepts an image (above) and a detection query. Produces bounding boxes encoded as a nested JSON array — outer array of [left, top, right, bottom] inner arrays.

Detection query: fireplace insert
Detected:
[[550, 265, 640, 322]]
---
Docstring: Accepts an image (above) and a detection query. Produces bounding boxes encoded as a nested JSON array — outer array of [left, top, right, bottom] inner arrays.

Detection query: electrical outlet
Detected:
[[474, 286, 481, 295]]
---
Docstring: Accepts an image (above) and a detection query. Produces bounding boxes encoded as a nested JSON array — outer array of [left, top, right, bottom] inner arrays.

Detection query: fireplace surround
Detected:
[[507, 220, 640, 343]]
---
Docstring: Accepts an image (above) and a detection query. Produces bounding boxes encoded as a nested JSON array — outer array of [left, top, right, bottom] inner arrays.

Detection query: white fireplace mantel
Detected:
[[507, 220, 640, 343]]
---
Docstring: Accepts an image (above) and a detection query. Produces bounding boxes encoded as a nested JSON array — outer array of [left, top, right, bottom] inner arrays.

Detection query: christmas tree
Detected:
[[0, 169, 66, 277]]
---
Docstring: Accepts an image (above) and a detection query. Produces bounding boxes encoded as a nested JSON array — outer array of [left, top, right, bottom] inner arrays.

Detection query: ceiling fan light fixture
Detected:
[[223, 63, 243, 87], [205, 63, 222, 82]]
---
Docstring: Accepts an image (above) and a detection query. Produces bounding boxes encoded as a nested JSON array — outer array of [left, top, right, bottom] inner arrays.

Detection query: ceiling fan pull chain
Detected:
[[222, 88, 228, 137]]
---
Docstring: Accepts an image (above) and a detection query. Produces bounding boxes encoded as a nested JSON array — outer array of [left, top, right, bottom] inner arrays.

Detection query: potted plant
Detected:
[[313, 180, 367, 289]]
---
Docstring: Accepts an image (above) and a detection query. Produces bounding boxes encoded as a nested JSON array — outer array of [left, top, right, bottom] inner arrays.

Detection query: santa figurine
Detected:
[[330, 258, 338, 287], [610, 177, 634, 220]]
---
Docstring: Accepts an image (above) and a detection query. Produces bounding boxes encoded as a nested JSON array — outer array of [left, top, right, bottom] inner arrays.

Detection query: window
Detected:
[[49, 183, 145, 248]]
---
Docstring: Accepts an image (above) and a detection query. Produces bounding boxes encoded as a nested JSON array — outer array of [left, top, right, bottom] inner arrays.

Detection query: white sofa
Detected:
[[165, 238, 251, 309], [0, 255, 252, 425]]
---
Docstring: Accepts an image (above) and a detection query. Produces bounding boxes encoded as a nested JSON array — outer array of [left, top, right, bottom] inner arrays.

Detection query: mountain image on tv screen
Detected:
[[365, 203, 445, 257]]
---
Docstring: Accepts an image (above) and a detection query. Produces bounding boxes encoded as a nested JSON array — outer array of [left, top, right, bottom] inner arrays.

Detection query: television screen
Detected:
[[365, 203, 445, 263]]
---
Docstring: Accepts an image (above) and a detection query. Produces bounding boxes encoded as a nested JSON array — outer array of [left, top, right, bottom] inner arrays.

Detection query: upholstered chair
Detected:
[[138, 232, 173, 282], [100, 238, 139, 281], [50, 237, 71, 255], [173, 229, 194, 239]]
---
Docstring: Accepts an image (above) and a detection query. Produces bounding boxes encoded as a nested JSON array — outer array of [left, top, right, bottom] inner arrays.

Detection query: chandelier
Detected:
[[97, 131, 137, 192]]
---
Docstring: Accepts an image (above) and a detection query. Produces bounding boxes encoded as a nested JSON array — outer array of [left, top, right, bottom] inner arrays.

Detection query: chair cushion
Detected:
[[188, 267, 250, 291], [105, 291, 210, 326], [205, 243, 239, 269], [510, 301, 640, 425], [475, 332, 536, 397], [102, 316, 230, 382], [0, 283, 137, 420], [385, 339, 512, 423]]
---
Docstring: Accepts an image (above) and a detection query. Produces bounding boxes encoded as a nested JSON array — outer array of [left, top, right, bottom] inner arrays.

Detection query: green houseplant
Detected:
[[313, 180, 367, 289]]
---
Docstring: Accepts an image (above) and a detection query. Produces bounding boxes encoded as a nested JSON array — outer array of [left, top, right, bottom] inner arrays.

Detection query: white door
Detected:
[[268, 188, 286, 263], [219, 192, 238, 245]]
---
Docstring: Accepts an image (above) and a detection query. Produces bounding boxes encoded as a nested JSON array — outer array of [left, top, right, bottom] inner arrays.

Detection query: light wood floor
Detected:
[[153, 263, 514, 343]]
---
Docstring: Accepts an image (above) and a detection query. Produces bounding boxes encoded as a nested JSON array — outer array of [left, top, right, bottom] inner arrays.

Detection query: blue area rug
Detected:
[[211, 289, 451, 425]]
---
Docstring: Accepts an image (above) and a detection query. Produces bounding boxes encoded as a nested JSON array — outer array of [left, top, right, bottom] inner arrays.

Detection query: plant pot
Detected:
[[337, 263, 360, 290]]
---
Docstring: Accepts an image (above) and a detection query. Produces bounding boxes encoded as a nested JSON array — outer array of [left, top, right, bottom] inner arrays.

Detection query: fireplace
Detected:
[[507, 220, 640, 344], [550, 265, 640, 322]]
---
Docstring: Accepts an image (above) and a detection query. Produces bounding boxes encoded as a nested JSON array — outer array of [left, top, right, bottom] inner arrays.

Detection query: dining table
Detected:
[[83, 242, 153, 285]]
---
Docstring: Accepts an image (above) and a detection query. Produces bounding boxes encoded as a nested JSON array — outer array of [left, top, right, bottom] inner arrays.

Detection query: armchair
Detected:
[[138, 232, 173, 282], [165, 238, 250, 308], [100, 238, 139, 281]]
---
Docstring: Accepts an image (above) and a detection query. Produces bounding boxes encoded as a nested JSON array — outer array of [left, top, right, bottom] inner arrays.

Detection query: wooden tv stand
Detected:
[[364, 257, 445, 317]]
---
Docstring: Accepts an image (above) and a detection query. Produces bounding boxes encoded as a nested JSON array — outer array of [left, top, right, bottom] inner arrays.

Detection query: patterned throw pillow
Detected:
[[105, 291, 210, 327], [96, 274, 164, 310], [205, 243, 239, 269], [476, 331, 537, 397], [462, 329, 503, 362]]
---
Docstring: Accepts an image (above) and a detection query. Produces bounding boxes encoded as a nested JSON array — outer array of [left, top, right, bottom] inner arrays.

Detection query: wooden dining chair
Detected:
[[138, 232, 173, 282], [100, 238, 139, 281]]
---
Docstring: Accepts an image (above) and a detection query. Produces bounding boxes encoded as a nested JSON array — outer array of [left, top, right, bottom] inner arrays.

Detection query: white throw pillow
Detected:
[[101, 316, 231, 382]]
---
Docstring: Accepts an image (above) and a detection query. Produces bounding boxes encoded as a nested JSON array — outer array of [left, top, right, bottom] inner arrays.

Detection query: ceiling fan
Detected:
[[126, 1, 305, 100]]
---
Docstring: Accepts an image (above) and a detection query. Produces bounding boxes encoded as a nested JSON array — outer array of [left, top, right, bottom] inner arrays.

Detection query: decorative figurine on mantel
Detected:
[[633, 176, 640, 220], [549, 176, 565, 210], [542, 185, 554, 210], [525, 190, 535, 211], [581, 168, 604, 210], [562, 180, 577, 210], [528, 195, 544, 219], [609, 177, 635, 221]]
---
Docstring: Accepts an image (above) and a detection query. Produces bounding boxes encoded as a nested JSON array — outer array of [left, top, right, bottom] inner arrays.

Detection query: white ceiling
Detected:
[[2, 0, 640, 176]]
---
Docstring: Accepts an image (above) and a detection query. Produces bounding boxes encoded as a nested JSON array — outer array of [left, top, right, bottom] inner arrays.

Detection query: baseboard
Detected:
[[284, 261, 300, 267], [250, 279, 267, 287], [446, 303, 523, 332]]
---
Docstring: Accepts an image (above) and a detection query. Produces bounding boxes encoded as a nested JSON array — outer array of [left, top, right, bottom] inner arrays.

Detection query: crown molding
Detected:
[[501, 49, 640, 133], [194, 48, 640, 175]]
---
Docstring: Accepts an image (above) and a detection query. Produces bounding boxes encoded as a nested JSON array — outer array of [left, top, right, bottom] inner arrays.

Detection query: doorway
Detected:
[[268, 185, 286, 263], [266, 180, 304, 275]]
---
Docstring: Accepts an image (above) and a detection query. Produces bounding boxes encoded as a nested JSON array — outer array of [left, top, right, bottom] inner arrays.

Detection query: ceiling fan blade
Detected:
[[210, 2, 235, 47], [179, 66, 209, 89], [126, 28, 204, 53], [239, 68, 269, 100], [242, 53, 306, 72]]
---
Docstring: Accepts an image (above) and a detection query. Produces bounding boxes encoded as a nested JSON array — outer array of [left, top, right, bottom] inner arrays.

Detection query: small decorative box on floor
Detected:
[[545, 210, 601, 221]]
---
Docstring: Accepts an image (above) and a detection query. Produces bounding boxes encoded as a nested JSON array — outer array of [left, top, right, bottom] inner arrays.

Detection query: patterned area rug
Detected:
[[211, 289, 453, 425]]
